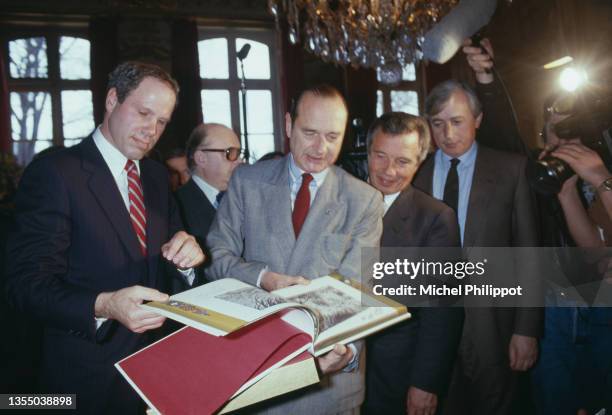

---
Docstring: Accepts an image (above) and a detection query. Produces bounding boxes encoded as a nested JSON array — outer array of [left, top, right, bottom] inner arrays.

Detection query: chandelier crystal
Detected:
[[268, 0, 458, 85]]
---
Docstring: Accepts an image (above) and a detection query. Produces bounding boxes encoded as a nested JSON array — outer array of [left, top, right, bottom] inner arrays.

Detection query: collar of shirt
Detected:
[[92, 126, 140, 211], [436, 140, 478, 172], [192, 174, 221, 208], [288, 153, 329, 207], [92, 126, 140, 179], [433, 141, 479, 246], [383, 191, 401, 215]]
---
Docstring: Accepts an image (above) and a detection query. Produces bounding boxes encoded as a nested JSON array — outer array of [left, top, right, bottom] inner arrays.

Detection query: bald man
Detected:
[[174, 124, 243, 284]]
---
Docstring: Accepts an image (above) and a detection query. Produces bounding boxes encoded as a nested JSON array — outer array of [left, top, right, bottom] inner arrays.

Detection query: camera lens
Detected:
[[526, 156, 575, 195]]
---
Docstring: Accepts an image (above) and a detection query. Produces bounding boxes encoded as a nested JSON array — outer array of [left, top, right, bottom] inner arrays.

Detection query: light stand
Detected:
[[237, 43, 251, 163]]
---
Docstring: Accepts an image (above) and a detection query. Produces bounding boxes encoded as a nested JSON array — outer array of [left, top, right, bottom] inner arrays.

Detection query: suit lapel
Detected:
[[140, 159, 162, 278], [289, 167, 344, 272], [301, 167, 343, 235], [80, 136, 143, 262], [382, 187, 415, 246], [413, 154, 434, 194], [262, 157, 296, 258], [464, 147, 495, 246], [189, 180, 216, 231], [179, 179, 215, 237]]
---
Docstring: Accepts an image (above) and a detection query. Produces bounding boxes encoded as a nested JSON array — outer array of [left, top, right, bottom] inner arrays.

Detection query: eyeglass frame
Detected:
[[197, 147, 247, 161]]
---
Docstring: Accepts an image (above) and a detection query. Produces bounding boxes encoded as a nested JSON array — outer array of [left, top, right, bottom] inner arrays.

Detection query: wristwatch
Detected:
[[598, 177, 612, 192]]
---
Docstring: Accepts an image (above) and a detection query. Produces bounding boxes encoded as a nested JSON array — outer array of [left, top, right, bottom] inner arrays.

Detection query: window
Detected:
[[376, 63, 423, 117], [198, 27, 282, 162], [4, 30, 93, 165]]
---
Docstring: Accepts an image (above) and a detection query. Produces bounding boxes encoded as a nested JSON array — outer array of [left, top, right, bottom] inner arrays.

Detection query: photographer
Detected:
[[547, 135, 612, 236], [531, 96, 612, 415], [464, 39, 612, 415]]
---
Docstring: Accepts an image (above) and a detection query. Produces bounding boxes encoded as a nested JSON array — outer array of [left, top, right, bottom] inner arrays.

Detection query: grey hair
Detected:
[[425, 80, 482, 119], [289, 84, 348, 122], [366, 112, 431, 163]]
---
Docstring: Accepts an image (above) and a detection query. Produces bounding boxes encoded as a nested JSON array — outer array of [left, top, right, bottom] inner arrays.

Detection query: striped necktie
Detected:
[[125, 160, 147, 256]]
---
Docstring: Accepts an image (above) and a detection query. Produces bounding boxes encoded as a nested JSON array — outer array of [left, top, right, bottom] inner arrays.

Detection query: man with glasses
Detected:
[[175, 123, 243, 284]]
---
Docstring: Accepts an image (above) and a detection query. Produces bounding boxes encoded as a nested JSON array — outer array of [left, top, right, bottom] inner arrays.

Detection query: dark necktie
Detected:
[[292, 173, 314, 237], [443, 158, 460, 213], [215, 191, 225, 209], [125, 160, 147, 256]]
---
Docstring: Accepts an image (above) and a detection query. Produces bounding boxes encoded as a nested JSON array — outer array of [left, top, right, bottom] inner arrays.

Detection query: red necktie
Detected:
[[125, 160, 147, 256], [292, 173, 313, 237]]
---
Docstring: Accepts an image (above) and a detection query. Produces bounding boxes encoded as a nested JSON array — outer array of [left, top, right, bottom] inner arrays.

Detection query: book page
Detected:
[[143, 278, 303, 335], [273, 276, 407, 353]]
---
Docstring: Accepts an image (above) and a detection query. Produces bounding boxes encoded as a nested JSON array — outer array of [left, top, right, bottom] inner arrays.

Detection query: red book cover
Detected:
[[116, 314, 312, 415]]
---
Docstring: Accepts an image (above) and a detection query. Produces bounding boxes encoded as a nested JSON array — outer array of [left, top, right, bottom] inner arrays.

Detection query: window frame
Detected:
[[377, 62, 427, 116], [1, 24, 91, 161], [197, 25, 284, 158]]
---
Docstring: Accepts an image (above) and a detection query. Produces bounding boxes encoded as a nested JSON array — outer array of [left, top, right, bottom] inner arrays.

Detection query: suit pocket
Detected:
[[322, 233, 350, 268]]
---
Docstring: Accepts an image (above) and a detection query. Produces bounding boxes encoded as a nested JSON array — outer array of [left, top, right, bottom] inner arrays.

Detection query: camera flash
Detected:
[[559, 67, 588, 92]]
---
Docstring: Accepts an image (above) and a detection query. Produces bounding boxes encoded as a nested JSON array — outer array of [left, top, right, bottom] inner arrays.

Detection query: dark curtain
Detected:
[[279, 22, 304, 152], [170, 18, 202, 151], [343, 66, 377, 152], [0, 49, 10, 153], [425, 60, 453, 94], [89, 16, 119, 126]]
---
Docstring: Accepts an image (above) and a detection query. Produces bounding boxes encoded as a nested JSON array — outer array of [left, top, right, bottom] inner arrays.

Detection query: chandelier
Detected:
[[268, 0, 458, 85]]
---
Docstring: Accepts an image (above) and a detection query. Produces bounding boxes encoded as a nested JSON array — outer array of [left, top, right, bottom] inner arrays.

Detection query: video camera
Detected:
[[527, 91, 612, 195]]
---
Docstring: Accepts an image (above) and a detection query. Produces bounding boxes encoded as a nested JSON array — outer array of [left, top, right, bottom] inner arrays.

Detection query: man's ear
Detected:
[[475, 112, 483, 129], [285, 112, 293, 139], [194, 148, 206, 167], [106, 88, 118, 113]]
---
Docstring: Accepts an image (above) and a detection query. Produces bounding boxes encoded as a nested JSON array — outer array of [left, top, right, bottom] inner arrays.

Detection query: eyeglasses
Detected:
[[197, 147, 247, 161]]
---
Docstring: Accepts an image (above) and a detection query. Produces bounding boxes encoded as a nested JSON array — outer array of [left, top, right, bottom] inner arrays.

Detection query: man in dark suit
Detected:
[[363, 112, 463, 415], [5, 61, 204, 415], [173, 123, 242, 289], [412, 80, 541, 415], [176, 123, 242, 248]]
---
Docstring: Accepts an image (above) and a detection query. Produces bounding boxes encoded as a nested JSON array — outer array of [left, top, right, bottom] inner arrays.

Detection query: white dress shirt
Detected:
[[192, 174, 222, 209], [383, 192, 401, 216], [92, 127, 194, 328], [432, 142, 478, 245]]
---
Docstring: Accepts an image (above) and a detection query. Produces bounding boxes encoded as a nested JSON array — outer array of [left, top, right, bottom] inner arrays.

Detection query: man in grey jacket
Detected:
[[207, 84, 383, 414]]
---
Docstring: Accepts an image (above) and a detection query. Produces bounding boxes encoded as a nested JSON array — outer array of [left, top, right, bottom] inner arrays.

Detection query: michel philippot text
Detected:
[[372, 284, 523, 298], [370, 259, 523, 298]]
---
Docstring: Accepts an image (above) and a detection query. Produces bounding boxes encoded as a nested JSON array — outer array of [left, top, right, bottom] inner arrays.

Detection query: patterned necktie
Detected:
[[125, 160, 147, 256], [443, 158, 460, 213], [292, 173, 314, 237]]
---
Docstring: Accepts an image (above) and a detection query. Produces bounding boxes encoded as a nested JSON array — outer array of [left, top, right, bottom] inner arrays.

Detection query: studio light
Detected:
[[559, 67, 588, 92]]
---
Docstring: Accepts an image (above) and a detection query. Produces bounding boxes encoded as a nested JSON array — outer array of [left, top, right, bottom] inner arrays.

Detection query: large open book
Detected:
[[143, 353, 318, 415], [116, 314, 319, 415], [143, 275, 410, 356]]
